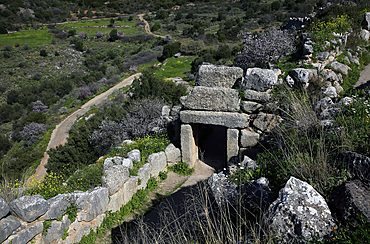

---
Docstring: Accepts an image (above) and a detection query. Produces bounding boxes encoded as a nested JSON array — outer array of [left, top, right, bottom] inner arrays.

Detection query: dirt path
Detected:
[[354, 64, 370, 88], [138, 13, 165, 38], [28, 73, 141, 184]]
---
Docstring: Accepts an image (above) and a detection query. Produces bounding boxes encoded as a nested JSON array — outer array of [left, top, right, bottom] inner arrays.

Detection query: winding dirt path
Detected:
[[28, 73, 142, 183], [138, 13, 165, 38], [354, 64, 370, 88]]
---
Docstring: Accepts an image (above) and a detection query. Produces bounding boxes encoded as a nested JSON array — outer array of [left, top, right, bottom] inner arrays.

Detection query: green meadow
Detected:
[[154, 57, 194, 79], [0, 30, 53, 48]]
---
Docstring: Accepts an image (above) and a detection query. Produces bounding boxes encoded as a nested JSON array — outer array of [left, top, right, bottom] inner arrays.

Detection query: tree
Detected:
[[108, 29, 119, 42], [158, 42, 181, 62], [20, 122, 46, 146], [235, 27, 296, 68], [32, 100, 48, 113]]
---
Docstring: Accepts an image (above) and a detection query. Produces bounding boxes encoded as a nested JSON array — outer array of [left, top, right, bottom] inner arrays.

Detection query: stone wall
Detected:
[[0, 144, 181, 244]]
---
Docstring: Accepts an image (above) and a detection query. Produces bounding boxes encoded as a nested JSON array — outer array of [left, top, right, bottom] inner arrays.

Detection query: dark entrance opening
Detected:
[[196, 124, 226, 171]]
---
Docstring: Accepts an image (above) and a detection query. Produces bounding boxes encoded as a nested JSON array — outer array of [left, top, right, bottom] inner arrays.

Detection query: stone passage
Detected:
[[180, 64, 282, 169]]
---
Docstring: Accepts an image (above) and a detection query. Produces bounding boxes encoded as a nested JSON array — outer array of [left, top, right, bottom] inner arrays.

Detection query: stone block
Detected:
[[165, 144, 181, 164], [240, 68, 278, 92], [0, 196, 9, 220], [44, 193, 74, 220], [253, 113, 283, 132], [329, 61, 352, 75], [363, 12, 370, 30], [240, 128, 260, 147], [11, 222, 43, 244], [180, 86, 240, 112], [137, 163, 151, 190], [196, 64, 243, 88], [148, 152, 167, 177], [181, 124, 197, 168], [108, 177, 138, 213], [0, 216, 21, 243], [289, 68, 317, 88], [227, 129, 239, 164], [180, 110, 250, 129], [77, 187, 108, 222], [102, 165, 130, 195], [240, 101, 262, 114], [9, 195, 49, 222], [242, 89, 271, 103], [127, 149, 140, 163], [42, 215, 70, 244]]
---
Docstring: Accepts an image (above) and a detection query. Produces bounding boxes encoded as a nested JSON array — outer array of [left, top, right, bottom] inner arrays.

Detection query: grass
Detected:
[[154, 56, 194, 79], [0, 30, 54, 48]]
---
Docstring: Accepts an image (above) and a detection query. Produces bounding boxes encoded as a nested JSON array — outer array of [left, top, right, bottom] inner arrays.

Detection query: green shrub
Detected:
[[159, 171, 167, 180], [147, 177, 158, 191], [43, 219, 52, 236], [40, 49, 48, 57], [168, 161, 194, 176]]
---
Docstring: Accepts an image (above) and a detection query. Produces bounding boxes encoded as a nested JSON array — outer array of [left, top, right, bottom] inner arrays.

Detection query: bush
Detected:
[[151, 23, 161, 32], [158, 42, 181, 62], [40, 49, 48, 57], [168, 161, 194, 176], [20, 122, 46, 146]]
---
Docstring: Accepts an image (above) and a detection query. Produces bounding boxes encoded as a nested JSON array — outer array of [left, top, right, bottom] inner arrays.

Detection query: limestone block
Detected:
[[252, 113, 283, 132], [0, 196, 9, 219], [181, 124, 197, 168], [180, 110, 250, 129], [240, 128, 260, 147], [242, 89, 271, 103], [288, 68, 317, 88], [108, 177, 138, 212], [227, 129, 239, 163], [0, 216, 21, 243], [263, 177, 336, 242], [241, 68, 278, 92], [180, 86, 240, 112], [127, 149, 140, 163], [148, 152, 167, 177], [11, 222, 43, 244], [66, 220, 91, 244], [329, 61, 352, 75], [360, 29, 370, 42], [317, 51, 329, 61], [240, 101, 262, 114], [44, 193, 75, 220], [9, 195, 49, 222], [196, 64, 243, 88], [165, 143, 181, 164], [42, 215, 70, 244], [137, 163, 151, 190], [77, 187, 108, 222], [102, 165, 130, 195], [122, 158, 133, 169]]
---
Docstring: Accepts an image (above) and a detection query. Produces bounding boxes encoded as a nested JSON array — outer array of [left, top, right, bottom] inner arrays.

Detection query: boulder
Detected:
[[252, 113, 283, 132], [42, 215, 70, 244], [363, 12, 370, 31], [127, 149, 140, 163], [286, 75, 295, 87], [330, 180, 370, 223], [67, 219, 91, 243], [247, 177, 272, 210], [240, 68, 278, 92], [240, 128, 260, 148], [240, 155, 258, 170], [0, 216, 21, 243], [339, 151, 370, 183], [122, 158, 133, 169], [317, 51, 330, 61], [44, 193, 74, 220], [148, 152, 167, 177], [162, 105, 171, 116], [137, 163, 152, 190], [102, 165, 130, 195], [9, 195, 49, 222], [323, 86, 338, 98], [315, 97, 334, 114], [333, 80, 344, 94], [0, 196, 9, 219], [180, 86, 240, 112], [165, 143, 181, 164], [330, 61, 352, 75], [263, 177, 336, 243], [77, 187, 109, 222], [360, 29, 370, 42], [303, 44, 313, 55], [208, 172, 237, 206], [240, 101, 262, 114], [227, 129, 239, 164], [321, 69, 339, 82], [242, 89, 271, 103], [288, 68, 317, 88], [180, 110, 250, 129], [196, 65, 243, 88], [170, 105, 181, 118], [11, 222, 43, 244]]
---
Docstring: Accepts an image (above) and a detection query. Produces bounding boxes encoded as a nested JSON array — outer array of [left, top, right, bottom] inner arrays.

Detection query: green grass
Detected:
[[154, 56, 194, 79], [0, 30, 53, 48]]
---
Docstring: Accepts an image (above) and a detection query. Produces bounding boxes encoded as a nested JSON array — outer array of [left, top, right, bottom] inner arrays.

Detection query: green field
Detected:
[[0, 30, 53, 48], [154, 57, 194, 79]]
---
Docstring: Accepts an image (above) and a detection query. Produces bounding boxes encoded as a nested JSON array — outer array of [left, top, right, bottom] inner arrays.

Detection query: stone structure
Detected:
[[180, 65, 282, 168]]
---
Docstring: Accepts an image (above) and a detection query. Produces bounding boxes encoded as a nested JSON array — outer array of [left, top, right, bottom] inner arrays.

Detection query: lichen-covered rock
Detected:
[[339, 151, 370, 183], [360, 29, 370, 41], [240, 68, 278, 92], [323, 86, 338, 98], [317, 51, 330, 61], [330, 61, 352, 75], [165, 143, 181, 164], [241, 101, 262, 114], [44, 193, 74, 220], [196, 64, 243, 88], [321, 69, 339, 82], [127, 149, 140, 163], [148, 151, 167, 177], [108, 177, 139, 212], [303, 44, 313, 55], [42, 215, 71, 244], [263, 177, 336, 243], [9, 195, 49, 222], [137, 163, 151, 190], [288, 68, 317, 88], [122, 158, 133, 169], [180, 86, 240, 112], [208, 172, 237, 206], [180, 110, 250, 129], [242, 89, 272, 103], [330, 180, 370, 223], [240, 155, 258, 169], [315, 97, 334, 114], [77, 187, 109, 222], [253, 113, 283, 132], [102, 165, 130, 195], [0, 216, 21, 243], [240, 129, 260, 148], [11, 222, 43, 244], [0, 196, 9, 219], [162, 105, 171, 116]]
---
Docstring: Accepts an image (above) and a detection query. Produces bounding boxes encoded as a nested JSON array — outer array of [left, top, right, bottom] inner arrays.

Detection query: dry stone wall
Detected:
[[0, 143, 180, 244]]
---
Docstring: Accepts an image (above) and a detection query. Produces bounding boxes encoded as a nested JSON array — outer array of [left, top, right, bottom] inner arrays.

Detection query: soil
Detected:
[[138, 13, 165, 38]]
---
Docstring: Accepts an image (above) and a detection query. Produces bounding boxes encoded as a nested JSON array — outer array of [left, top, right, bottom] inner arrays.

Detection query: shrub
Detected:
[[235, 27, 296, 68], [20, 122, 46, 146], [75, 86, 92, 100], [151, 23, 161, 32], [168, 161, 194, 176], [32, 100, 48, 113], [3, 45, 12, 51], [40, 49, 48, 57], [96, 31, 103, 38]]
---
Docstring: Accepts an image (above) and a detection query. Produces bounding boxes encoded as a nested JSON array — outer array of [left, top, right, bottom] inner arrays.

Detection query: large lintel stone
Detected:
[[180, 110, 250, 129], [180, 86, 240, 112], [196, 65, 243, 88]]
